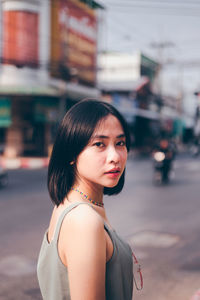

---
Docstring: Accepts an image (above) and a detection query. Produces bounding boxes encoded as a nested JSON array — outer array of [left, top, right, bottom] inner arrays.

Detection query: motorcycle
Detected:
[[153, 150, 174, 184]]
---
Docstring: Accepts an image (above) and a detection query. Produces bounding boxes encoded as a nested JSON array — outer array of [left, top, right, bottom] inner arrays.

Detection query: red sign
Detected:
[[51, 0, 97, 85], [3, 11, 39, 67]]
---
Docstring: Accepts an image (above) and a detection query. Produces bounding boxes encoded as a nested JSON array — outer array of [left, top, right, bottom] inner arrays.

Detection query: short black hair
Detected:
[[48, 99, 130, 206]]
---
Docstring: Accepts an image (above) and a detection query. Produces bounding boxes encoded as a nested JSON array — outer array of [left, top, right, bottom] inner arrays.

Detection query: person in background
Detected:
[[37, 99, 142, 300]]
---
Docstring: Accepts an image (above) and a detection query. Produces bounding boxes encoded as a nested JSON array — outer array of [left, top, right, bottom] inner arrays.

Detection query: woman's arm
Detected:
[[59, 205, 107, 300]]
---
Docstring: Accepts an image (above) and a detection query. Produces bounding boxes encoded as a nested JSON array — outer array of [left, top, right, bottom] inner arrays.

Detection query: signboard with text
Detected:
[[51, 0, 97, 86], [0, 98, 11, 127]]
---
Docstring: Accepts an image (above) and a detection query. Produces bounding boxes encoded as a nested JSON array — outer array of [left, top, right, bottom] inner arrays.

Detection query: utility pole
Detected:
[[150, 41, 175, 95]]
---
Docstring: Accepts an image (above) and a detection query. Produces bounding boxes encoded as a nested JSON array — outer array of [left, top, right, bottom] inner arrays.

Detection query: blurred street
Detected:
[[0, 1, 200, 298], [0, 153, 200, 300]]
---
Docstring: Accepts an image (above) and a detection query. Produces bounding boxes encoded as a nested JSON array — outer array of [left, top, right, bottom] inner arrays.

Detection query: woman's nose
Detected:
[[107, 146, 120, 163]]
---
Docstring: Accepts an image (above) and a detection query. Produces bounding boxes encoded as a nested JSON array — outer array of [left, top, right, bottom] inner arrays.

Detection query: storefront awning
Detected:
[[0, 85, 60, 96], [50, 79, 101, 100], [0, 80, 101, 99]]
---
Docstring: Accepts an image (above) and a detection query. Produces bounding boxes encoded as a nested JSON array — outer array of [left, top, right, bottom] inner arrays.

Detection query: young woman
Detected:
[[37, 99, 136, 300]]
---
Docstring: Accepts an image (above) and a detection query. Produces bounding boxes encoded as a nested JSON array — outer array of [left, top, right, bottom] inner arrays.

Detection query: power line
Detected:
[[105, 0, 200, 2], [104, 0, 200, 6], [106, 8, 200, 17], [106, 16, 152, 47], [103, 2, 200, 17]]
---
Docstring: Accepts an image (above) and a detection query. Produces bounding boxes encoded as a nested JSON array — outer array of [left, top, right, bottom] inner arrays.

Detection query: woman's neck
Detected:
[[69, 183, 104, 206]]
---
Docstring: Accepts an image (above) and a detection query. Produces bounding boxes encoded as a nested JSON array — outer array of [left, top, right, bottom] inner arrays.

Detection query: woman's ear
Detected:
[[70, 161, 75, 165]]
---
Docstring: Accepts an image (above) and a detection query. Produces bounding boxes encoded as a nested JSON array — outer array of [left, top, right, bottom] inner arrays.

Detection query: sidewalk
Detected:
[[0, 157, 49, 169], [1, 151, 140, 169], [0, 145, 190, 170]]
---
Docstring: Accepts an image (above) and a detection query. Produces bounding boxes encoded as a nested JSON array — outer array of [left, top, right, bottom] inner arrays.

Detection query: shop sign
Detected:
[[51, 0, 97, 85], [34, 98, 59, 123], [2, 11, 39, 67], [0, 98, 11, 127]]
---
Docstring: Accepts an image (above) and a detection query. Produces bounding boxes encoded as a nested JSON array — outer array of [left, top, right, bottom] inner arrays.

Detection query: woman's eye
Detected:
[[94, 142, 104, 147], [117, 140, 126, 146]]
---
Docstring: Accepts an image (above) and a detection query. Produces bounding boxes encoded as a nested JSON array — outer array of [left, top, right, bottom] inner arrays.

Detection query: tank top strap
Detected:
[[53, 202, 93, 242], [103, 221, 112, 233]]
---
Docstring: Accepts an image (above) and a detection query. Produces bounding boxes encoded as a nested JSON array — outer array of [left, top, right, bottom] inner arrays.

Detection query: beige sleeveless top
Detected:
[[37, 202, 133, 300]]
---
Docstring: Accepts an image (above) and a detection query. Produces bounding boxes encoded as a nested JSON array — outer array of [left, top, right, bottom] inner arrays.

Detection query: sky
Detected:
[[97, 0, 200, 96]]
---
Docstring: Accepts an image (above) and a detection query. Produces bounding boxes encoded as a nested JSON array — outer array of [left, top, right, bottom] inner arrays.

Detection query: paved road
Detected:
[[0, 154, 200, 299]]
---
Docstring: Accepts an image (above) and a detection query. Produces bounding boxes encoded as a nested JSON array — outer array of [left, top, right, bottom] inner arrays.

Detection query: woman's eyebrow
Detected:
[[117, 134, 126, 138], [92, 134, 125, 139]]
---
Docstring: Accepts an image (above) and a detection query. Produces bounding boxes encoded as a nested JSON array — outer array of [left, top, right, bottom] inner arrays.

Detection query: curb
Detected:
[[0, 157, 49, 169]]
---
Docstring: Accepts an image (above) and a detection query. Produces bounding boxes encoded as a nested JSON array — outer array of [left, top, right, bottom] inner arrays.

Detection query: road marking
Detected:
[[129, 231, 180, 248], [0, 255, 36, 276], [190, 289, 200, 300]]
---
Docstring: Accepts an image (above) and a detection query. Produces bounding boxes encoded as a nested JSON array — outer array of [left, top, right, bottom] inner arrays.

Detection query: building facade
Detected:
[[0, 0, 103, 157], [97, 51, 180, 151]]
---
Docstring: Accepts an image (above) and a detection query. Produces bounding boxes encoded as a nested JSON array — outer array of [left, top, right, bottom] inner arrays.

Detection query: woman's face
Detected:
[[74, 114, 128, 191]]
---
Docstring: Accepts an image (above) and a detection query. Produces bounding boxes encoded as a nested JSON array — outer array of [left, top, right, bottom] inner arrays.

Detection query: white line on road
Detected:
[[0, 255, 36, 276], [129, 231, 180, 248]]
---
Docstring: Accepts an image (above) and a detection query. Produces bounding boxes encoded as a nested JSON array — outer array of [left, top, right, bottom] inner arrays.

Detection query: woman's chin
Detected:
[[104, 181, 119, 188]]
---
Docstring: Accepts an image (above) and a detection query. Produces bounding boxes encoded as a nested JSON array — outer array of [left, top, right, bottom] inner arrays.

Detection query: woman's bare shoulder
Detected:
[[59, 204, 107, 300], [59, 204, 106, 259], [62, 203, 104, 233]]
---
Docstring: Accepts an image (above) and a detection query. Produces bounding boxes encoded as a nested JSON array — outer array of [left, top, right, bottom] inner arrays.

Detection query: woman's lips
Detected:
[[105, 168, 121, 178]]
